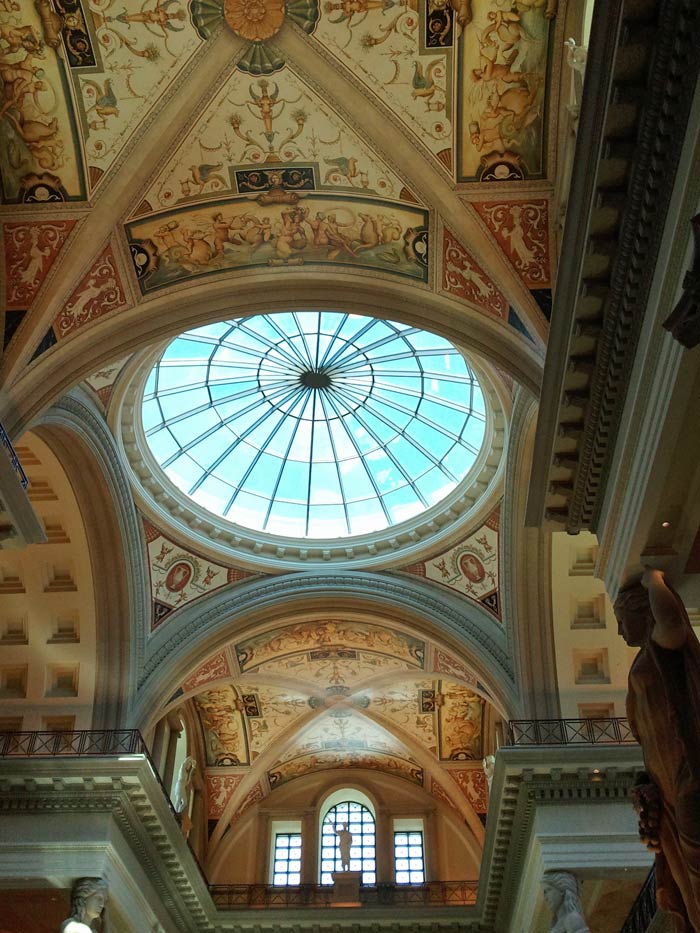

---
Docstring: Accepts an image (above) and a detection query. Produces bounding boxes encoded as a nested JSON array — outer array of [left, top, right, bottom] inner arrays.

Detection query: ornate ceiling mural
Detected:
[[3, 220, 78, 309], [312, 0, 453, 171], [126, 194, 429, 290], [0, 0, 205, 203], [400, 501, 502, 619], [83, 354, 130, 406], [276, 708, 407, 761], [138, 63, 414, 213], [472, 198, 552, 290], [53, 241, 129, 338], [235, 619, 425, 674], [269, 749, 423, 787], [143, 517, 255, 628], [456, 1, 556, 182]]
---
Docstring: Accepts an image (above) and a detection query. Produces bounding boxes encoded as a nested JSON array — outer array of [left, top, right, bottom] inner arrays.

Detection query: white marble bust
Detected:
[[59, 878, 108, 932]]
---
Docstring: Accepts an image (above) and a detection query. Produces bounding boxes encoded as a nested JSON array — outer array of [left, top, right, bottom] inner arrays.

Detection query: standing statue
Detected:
[[59, 878, 108, 932], [334, 823, 353, 871], [483, 754, 496, 792], [614, 568, 700, 931], [542, 871, 590, 933], [172, 755, 196, 814]]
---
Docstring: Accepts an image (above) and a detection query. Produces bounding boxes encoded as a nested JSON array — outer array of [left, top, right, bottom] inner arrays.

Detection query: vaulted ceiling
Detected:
[[1, 0, 576, 851], [0, 0, 572, 434]]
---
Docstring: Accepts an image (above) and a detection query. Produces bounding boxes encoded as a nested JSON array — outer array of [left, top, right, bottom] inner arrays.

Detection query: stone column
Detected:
[[375, 806, 392, 883], [150, 718, 167, 774], [162, 716, 182, 791], [302, 808, 316, 884]]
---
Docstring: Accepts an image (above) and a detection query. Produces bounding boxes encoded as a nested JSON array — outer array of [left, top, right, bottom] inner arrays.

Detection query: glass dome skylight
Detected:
[[141, 312, 486, 539]]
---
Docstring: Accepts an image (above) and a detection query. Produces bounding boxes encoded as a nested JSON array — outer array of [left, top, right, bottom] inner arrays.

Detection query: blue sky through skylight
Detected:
[[142, 312, 486, 538]]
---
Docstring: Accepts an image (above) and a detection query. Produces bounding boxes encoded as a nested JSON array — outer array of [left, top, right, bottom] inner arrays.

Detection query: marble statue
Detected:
[[334, 823, 353, 871], [59, 878, 108, 932], [542, 871, 590, 933], [483, 754, 496, 791], [614, 568, 700, 931], [173, 755, 196, 814]]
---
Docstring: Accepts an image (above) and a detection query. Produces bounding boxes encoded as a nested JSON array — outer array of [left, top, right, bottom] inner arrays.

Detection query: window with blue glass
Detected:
[[142, 312, 487, 539]]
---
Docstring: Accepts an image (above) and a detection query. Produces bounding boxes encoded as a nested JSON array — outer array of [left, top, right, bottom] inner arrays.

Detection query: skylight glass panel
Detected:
[[142, 311, 486, 539]]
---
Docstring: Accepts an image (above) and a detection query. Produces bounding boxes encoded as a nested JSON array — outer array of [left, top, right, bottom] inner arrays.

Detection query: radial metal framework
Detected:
[[142, 312, 486, 538]]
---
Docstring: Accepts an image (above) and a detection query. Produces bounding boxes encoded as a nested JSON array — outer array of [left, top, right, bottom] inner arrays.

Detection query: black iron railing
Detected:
[[0, 730, 178, 820], [0, 422, 28, 489], [505, 718, 637, 746], [0, 729, 148, 758], [210, 880, 478, 910], [620, 868, 657, 933]]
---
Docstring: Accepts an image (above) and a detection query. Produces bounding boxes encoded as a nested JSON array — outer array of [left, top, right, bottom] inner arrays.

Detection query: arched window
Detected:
[[319, 792, 376, 885]]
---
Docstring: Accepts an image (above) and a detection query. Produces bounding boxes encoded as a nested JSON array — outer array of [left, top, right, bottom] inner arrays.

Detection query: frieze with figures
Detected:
[[127, 194, 428, 290]]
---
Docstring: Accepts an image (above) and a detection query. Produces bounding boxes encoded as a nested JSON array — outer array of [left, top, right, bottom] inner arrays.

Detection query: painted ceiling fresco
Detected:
[[195, 682, 310, 765], [3, 221, 77, 309], [401, 501, 501, 619], [126, 194, 429, 292], [179, 624, 492, 824], [83, 354, 130, 406], [456, 1, 556, 182], [277, 708, 407, 761], [139, 64, 414, 213], [0, 0, 204, 203], [312, 0, 453, 168], [235, 619, 425, 673], [143, 517, 255, 628], [366, 678, 485, 760]]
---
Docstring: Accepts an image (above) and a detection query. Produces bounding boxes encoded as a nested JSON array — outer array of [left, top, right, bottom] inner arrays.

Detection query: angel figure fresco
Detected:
[[0, 45, 65, 172], [99, 0, 186, 61], [462, 1, 546, 173]]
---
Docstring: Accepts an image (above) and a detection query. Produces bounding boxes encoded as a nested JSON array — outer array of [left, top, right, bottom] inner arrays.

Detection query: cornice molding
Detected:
[[527, 0, 700, 533], [477, 745, 645, 931]]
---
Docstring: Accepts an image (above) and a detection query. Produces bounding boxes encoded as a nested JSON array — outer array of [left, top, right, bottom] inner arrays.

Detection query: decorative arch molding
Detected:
[[2, 270, 542, 437], [134, 569, 517, 728], [34, 388, 149, 728], [501, 388, 559, 717]]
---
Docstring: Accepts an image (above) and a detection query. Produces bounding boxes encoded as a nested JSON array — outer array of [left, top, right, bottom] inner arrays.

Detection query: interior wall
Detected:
[[0, 432, 97, 731], [207, 771, 482, 885], [550, 531, 635, 718]]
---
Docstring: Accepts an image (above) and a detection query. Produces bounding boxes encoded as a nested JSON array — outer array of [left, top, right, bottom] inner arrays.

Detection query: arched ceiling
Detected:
[[0, 0, 569, 431], [165, 617, 494, 849]]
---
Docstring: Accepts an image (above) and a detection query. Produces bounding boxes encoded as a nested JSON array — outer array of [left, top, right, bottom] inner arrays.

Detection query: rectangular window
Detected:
[[272, 832, 302, 886], [394, 830, 425, 884]]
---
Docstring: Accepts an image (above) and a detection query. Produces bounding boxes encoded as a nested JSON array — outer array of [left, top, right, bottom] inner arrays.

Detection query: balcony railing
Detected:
[[0, 422, 28, 489], [0, 729, 149, 758], [210, 880, 478, 910], [505, 718, 637, 747], [620, 868, 656, 933], [0, 730, 179, 824]]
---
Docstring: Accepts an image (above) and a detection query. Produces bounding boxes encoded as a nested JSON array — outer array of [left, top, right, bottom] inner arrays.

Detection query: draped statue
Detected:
[[614, 569, 700, 931]]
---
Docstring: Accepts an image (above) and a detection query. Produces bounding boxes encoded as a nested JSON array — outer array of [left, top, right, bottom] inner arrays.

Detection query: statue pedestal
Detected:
[[331, 871, 362, 907]]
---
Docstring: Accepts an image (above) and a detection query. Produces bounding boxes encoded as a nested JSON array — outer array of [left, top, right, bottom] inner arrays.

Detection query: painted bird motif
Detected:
[[187, 163, 227, 192], [411, 60, 442, 108], [323, 156, 366, 186], [82, 78, 119, 129]]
